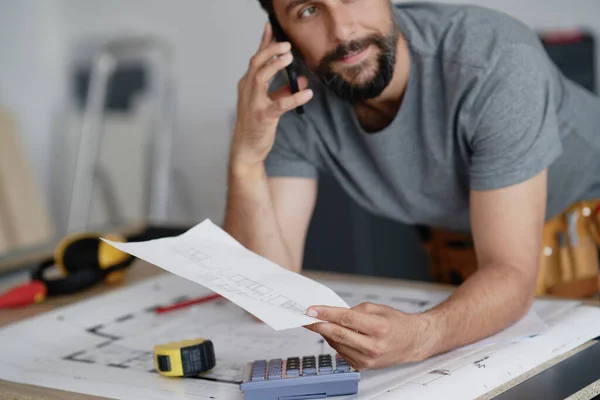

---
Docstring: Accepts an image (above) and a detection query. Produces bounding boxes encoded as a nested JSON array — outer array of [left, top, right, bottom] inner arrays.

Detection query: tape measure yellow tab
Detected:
[[154, 338, 216, 377]]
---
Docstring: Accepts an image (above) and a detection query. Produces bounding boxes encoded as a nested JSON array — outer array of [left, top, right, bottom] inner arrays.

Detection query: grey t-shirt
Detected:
[[265, 2, 600, 232]]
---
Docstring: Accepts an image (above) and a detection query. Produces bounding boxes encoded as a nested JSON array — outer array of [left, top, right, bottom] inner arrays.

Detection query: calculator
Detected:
[[240, 354, 360, 400]]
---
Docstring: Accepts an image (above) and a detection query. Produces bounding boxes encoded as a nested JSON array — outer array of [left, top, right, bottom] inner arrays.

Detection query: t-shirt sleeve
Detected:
[[264, 111, 321, 179], [464, 44, 564, 191]]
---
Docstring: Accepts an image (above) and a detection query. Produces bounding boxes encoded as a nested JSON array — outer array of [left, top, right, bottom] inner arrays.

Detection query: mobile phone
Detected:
[[268, 14, 304, 115]]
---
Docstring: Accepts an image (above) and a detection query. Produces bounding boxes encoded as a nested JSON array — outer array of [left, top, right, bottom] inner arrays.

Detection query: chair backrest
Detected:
[[0, 104, 55, 265]]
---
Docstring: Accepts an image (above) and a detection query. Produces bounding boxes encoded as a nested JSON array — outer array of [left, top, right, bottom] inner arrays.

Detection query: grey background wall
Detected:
[[0, 0, 599, 276]]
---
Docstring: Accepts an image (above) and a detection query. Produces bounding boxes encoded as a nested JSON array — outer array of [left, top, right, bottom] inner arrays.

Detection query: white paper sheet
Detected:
[[0, 273, 596, 400], [103, 219, 349, 331]]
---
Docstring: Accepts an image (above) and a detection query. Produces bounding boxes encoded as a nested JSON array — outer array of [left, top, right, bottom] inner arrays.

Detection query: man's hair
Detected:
[[257, 0, 273, 13]]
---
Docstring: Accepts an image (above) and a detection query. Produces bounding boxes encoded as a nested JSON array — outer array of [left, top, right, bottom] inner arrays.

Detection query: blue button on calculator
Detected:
[[240, 354, 359, 400]]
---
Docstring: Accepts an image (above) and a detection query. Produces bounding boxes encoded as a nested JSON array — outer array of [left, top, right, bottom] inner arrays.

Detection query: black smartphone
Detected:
[[269, 14, 304, 115]]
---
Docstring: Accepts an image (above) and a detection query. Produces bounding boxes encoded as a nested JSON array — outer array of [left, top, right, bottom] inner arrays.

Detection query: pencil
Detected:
[[155, 293, 222, 314]]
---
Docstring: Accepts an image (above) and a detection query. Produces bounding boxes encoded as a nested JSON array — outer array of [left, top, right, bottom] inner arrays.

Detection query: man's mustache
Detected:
[[320, 34, 387, 66]]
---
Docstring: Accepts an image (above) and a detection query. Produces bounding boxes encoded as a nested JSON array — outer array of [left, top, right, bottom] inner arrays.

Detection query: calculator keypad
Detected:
[[302, 356, 316, 375], [267, 359, 282, 380], [250, 360, 266, 382], [241, 354, 360, 400], [249, 354, 354, 381], [336, 354, 350, 373]]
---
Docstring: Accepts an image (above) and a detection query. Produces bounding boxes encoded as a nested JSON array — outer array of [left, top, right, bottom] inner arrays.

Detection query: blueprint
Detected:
[[0, 273, 598, 400]]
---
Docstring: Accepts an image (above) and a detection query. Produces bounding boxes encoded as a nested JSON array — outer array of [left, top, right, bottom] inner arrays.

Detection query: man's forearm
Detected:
[[223, 162, 296, 272], [419, 265, 536, 360]]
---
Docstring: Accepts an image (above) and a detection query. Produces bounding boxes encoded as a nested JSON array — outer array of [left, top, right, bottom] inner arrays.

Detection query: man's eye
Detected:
[[300, 6, 317, 18]]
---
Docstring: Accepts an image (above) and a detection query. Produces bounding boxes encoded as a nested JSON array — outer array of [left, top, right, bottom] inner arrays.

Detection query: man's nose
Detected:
[[326, 4, 357, 44]]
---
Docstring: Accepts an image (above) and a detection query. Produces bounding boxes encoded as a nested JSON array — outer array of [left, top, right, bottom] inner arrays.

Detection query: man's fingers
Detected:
[[254, 52, 294, 87], [265, 89, 313, 117], [249, 42, 292, 75], [308, 322, 375, 357], [306, 306, 385, 336], [269, 76, 310, 101], [327, 342, 372, 371], [322, 338, 367, 371], [258, 22, 273, 51], [353, 302, 386, 314]]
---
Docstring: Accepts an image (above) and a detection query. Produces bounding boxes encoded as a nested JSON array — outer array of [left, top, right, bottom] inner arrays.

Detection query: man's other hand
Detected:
[[304, 303, 435, 370]]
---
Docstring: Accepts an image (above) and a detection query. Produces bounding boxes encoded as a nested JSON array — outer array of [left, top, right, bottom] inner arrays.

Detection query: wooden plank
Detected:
[[0, 380, 106, 400], [0, 105, 55, 268]]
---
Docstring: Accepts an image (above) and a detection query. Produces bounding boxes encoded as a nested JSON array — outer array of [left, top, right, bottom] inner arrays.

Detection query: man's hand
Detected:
[[232, 22, 313, 169], [304, 303, 434, 370], [224, 23, 318, 273]]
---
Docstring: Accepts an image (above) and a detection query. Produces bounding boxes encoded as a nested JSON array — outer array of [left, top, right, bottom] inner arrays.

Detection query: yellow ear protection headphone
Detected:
[[31, 233, 135, 297], [1, 226, 192, 308]]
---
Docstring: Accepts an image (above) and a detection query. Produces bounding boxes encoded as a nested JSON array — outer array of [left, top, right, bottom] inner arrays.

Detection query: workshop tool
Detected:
[[154, 338, 216, 377], [0, 224, 192, 309], [0, 233, 133, 308]]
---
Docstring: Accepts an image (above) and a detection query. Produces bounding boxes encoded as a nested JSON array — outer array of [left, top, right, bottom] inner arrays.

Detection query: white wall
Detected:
[[0, 0, 67, 205], [2, 0, 600, 231], [58, 0, 269, 225]]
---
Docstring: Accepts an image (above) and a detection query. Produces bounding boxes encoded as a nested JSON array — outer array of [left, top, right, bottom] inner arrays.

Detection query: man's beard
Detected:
[[303, 27, 399, 103]]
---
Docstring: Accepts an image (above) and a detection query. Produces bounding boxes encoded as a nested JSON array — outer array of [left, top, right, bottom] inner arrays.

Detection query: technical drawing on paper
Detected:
[[327, 281, 450, 314], [56, 278, 326, 385], [408, 349, 499, 387], [172, 242, 307, 314], [2, 272, 599, 400], [55, 278, 443, 386]]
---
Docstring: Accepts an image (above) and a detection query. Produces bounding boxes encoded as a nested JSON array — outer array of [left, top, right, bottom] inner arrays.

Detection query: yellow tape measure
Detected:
[[154, 338, 216, 377]]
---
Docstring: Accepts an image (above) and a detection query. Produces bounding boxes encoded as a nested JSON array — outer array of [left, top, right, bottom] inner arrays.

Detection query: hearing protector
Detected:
[[31, 233, 135, 297], [1, 226, 190, 308]]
